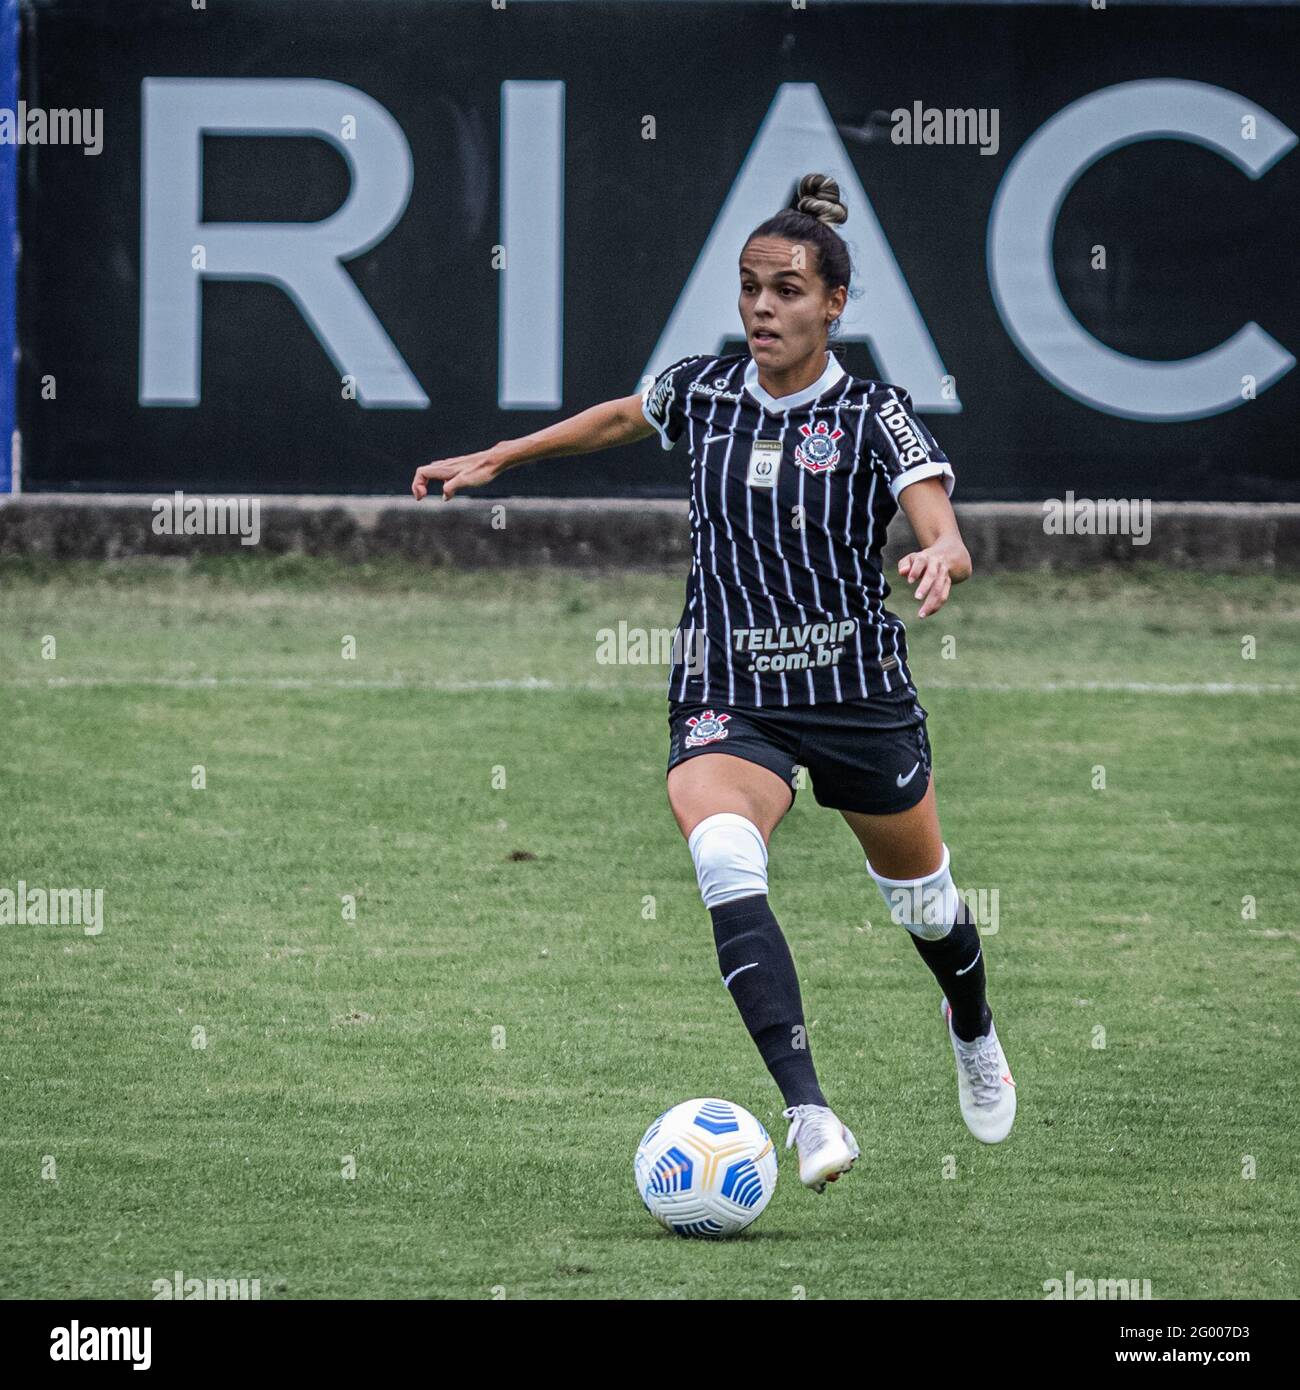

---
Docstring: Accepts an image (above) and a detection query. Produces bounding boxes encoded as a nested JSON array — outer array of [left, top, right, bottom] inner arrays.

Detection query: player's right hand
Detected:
[[412, 448, 509, 501]]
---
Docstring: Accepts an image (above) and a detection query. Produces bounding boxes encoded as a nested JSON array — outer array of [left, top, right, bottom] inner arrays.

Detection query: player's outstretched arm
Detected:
[[896, 477, 972, 619], [411, 392, 654, 500]]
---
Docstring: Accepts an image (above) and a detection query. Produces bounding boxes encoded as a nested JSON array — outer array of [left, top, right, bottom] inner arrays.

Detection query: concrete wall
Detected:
[[1, 495, 1296, 570]]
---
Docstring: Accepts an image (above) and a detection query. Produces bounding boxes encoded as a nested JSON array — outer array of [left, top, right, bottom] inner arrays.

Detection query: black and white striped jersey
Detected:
[[640, 349, 954, 709]]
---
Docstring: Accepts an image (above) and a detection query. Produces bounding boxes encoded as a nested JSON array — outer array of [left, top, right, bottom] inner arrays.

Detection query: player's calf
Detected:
[[867, 843, 1017, 1142], [689, 813, 840, 1127], [866, 843, 991, 1041]]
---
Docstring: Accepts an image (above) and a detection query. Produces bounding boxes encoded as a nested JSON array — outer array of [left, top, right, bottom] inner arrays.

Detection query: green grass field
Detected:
[[2, 556, 1297, 1299]]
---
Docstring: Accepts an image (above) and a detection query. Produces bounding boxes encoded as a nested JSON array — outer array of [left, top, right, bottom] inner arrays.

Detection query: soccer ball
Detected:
[[634, 1097, 778, 1237]]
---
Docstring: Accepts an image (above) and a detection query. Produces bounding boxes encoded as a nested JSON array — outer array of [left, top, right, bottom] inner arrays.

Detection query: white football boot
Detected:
[[941, 997, 1017, 1143], [782, 1104, 860, 1192]]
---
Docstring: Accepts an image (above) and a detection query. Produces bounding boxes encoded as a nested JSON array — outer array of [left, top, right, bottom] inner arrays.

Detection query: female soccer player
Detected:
[[412, 173, 1016, 1193]]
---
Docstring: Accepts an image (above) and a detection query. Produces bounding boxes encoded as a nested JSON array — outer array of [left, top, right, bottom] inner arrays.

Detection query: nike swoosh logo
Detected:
[[896, 761, 921, 788], [702, 433, 730, 446], [722, 962, 759, 989], [955, 948, 981, 976]]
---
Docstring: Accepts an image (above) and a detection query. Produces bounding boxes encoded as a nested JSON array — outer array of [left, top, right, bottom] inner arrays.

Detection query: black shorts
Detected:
[[666, 685, 933, 816]]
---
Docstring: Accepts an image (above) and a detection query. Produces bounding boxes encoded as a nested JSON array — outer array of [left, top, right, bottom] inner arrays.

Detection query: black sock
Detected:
[[709, 894, 828, 1108], [909, 901, 992, 1041]]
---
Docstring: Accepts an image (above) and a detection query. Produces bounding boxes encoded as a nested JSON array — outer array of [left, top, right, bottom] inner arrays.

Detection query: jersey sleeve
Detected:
[[640, 355, 704, 451], [867, 386, 955, 500]]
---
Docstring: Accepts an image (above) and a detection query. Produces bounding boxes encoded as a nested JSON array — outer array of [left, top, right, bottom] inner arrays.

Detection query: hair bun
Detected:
[[791, 173, 847, 227]]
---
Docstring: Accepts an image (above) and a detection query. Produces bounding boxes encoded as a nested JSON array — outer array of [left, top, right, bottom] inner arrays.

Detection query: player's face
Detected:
[[738, 237, 841, 369]]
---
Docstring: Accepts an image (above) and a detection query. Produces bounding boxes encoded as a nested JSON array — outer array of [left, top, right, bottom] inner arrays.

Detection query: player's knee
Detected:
[[687, 812, 768, 908], [866, 843, 960, 940]]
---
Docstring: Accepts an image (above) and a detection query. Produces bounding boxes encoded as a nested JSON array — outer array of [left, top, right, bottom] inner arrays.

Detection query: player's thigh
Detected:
[[839, 775, 944, 878], [666, 752, 794, 844]]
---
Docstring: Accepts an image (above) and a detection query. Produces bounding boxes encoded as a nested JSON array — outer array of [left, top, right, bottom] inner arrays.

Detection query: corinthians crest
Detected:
[[684, 709, 731, 748], [794, 419, 844, 475]]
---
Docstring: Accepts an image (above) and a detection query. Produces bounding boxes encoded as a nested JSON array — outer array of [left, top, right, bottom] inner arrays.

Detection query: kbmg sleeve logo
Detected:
[[644, 370, 675, 428], [878, 398, 931, 468]]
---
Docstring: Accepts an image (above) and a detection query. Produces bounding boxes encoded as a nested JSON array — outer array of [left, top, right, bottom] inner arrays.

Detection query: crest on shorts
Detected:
[[794, 419, 844, 475], [684, 709, 731, 748]]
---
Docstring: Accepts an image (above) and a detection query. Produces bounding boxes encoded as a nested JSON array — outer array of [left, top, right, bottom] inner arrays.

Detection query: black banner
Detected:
[[17, 0, 1300, 499]]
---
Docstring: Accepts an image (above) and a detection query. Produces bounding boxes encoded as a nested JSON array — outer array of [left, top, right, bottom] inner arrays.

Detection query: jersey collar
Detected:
[[743, 350, 845, 413]]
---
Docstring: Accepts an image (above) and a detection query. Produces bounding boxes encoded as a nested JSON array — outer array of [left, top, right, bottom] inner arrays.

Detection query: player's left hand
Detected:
[[898, 544, 962, 618]]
